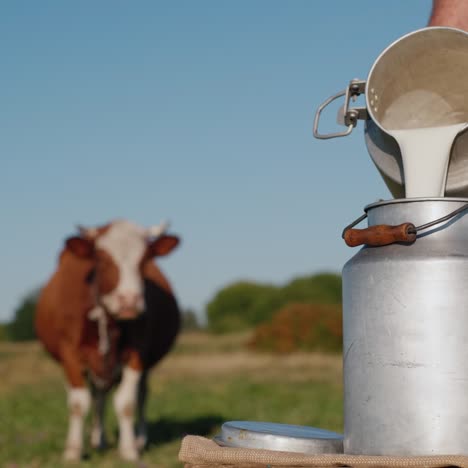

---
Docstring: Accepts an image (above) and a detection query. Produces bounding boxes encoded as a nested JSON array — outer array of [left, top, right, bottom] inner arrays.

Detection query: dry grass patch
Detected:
[[0, 341, 61, 395], [0, 333, 342, 393], [156, 350, 341, 384], [0, 332, 342, 391]]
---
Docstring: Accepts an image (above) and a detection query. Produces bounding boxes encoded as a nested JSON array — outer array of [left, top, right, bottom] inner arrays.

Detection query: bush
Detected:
[[245, 274, 343, 330], [206, 273, 342, 334], [248, 302, 342, 353], [8, 289, 40, 341], [282, 273, 342, 304], [207, 281, 278, 333]]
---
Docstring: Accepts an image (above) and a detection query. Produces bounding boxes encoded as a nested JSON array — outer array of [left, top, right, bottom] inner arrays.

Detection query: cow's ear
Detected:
[[65, 236, 95, 259], [148, 235, 180, 257]]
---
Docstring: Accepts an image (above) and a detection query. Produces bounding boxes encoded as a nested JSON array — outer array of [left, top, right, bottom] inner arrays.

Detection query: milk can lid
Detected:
[[214, 421, 343, 454]]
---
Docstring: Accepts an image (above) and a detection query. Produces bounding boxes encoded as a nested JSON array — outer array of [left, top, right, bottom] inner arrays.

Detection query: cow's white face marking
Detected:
[[96, 220, 147, 317]]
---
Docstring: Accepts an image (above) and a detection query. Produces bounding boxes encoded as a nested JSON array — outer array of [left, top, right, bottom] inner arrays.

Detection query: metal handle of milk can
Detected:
[[342, 203, 468, 247], [313, 79, 368, 140]]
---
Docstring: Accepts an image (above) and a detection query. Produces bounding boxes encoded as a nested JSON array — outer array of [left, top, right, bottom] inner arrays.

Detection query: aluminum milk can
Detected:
[[342, 198, 468, 455]]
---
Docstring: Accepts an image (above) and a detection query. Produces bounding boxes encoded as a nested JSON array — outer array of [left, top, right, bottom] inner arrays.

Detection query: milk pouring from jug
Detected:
[[314, 26, 468, 198]]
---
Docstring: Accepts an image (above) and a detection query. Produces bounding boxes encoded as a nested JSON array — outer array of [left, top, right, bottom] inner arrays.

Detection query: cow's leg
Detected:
[[61, 346, 90, 461], [64, 387, 91, 460], [135, 369, 149, 450], [90, 383, 108, 450], [113, 351, 142, 461]]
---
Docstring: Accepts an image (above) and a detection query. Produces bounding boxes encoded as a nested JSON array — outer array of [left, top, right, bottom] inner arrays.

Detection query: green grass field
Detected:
[[0, 332, 343, 468]]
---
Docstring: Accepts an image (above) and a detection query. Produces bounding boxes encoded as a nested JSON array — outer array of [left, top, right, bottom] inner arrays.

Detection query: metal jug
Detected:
[[342, 198, 468, 455], [313, 27, 468, 198]]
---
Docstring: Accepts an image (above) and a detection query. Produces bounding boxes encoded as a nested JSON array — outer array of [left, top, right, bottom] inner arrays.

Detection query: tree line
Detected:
[[1, 290, 202, 342], [2, 272, 342, 353]]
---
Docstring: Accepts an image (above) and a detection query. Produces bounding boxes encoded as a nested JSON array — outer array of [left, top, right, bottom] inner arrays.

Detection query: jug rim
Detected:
[[364, 197, 468, 212]]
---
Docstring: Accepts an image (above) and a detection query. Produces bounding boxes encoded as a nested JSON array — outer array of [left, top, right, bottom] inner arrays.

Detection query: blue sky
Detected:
[[1, 1, 433, 321]]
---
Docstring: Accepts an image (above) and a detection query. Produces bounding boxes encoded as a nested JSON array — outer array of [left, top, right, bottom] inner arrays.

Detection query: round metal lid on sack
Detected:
[[214, 421, 343, 454]]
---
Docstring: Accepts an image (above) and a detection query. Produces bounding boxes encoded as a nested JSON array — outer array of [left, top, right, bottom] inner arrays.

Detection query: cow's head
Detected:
[[65, 220, 179, 320]]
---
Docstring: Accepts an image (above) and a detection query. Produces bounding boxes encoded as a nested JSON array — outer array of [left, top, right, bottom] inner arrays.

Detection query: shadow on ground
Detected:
[[146, 415, 225, 447]]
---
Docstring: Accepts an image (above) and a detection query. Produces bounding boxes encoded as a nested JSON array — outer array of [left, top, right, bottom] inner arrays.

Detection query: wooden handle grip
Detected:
[[343, 223, 417, 247]]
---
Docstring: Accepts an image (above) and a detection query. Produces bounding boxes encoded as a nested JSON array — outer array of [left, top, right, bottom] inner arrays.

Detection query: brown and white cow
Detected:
[[35, 219, 181, 461]]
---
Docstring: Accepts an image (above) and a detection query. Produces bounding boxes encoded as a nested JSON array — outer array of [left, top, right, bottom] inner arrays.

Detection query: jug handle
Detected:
[[313, 80, 367, 140], [343, 224, 416, 247]]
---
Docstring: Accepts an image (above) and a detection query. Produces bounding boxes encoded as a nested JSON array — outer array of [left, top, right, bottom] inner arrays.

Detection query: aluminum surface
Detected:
[[343, 198, 468, 455], [215, 421, 343, 454]]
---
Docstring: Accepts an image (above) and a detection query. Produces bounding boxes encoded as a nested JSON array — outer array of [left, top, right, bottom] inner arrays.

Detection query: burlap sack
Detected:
[[179, 435, 468, 468]]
